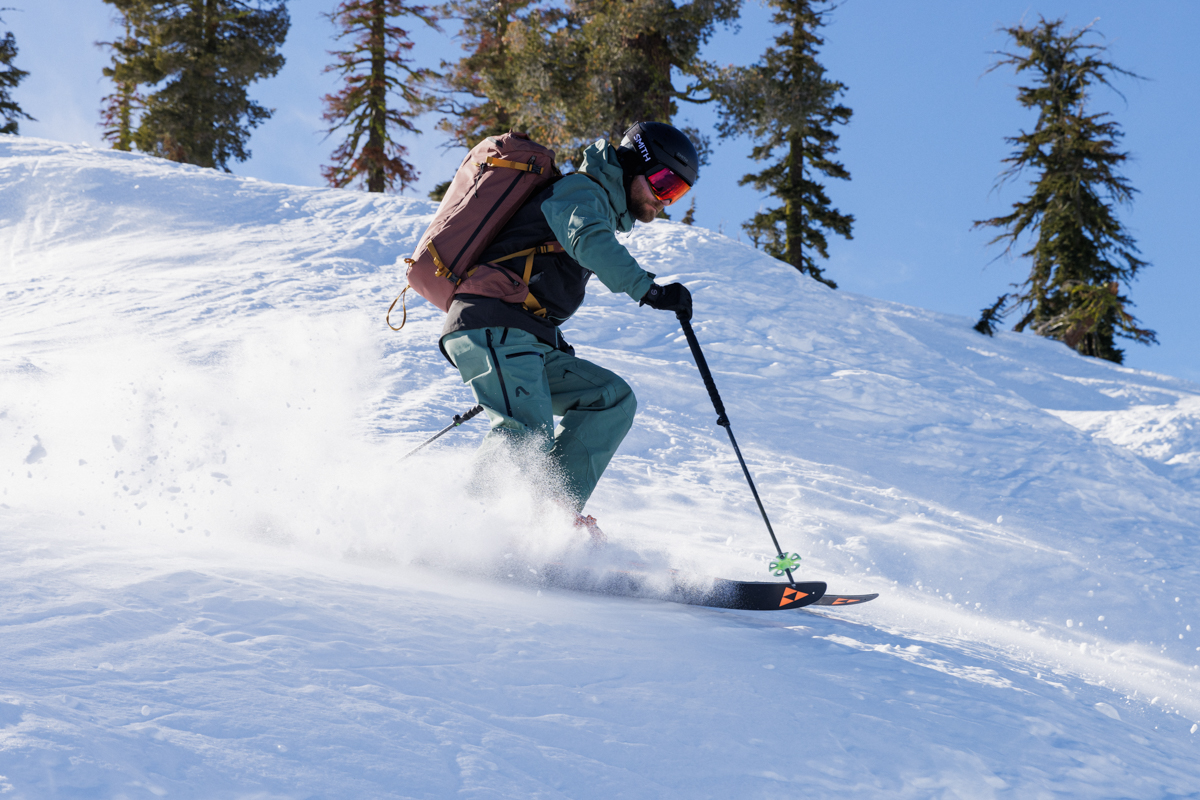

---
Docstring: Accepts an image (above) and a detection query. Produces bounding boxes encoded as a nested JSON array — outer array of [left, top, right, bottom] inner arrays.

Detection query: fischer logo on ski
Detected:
[[779, 586, 810, 607]]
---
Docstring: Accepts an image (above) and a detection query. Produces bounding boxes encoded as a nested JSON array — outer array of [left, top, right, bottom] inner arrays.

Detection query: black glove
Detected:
[[640, 282, 693, 321]]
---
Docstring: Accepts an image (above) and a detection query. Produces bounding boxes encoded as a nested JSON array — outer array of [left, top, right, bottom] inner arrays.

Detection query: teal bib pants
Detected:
[[441, 327, 636, 511]]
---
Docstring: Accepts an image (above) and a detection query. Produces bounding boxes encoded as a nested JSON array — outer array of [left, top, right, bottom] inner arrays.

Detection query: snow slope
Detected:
[[2, 136, 1199, 798]]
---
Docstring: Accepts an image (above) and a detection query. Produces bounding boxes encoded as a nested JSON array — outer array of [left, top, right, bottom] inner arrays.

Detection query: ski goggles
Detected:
[[646, 167, 691, 205]]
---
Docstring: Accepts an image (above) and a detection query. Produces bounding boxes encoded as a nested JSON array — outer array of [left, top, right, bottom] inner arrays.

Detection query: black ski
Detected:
[[677, 577, 828, 610], [539, 563, 830, 611]]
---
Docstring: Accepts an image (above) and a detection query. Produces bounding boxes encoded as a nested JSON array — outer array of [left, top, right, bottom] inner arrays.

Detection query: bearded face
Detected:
[[628, 175, 665, 223]]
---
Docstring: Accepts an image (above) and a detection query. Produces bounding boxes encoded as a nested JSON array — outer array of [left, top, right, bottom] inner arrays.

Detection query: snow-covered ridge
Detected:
[[3, 136, 1199, 797]]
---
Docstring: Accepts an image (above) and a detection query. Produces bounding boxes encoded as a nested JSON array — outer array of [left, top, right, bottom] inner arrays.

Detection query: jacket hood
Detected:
[[576, 139, 633, 233]]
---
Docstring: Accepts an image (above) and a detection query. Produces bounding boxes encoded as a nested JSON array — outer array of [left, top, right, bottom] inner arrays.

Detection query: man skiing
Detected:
[[439, 121, 699, 535]]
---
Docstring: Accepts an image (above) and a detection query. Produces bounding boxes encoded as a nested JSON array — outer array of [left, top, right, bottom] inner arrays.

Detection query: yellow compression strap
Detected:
[[477, 156, 543, 175], [520, 250, 545, 317], [491, 243, 563, 264], [491, 243, 563, 318], [428, 240, 457, 283]]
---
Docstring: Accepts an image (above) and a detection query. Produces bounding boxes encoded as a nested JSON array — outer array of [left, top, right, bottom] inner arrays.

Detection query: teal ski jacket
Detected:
[[543, 140, 655, 302]]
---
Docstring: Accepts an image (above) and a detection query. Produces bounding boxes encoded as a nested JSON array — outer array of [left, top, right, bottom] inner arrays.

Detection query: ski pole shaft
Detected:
[[676, 312, 794, 582], [400, 404, 484, 461], [678, 315, 729, 425]]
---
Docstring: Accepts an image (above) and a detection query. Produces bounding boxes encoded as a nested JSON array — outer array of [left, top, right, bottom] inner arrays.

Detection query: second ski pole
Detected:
[[400, 404, 484, 461], [676, 311, 797, 582]]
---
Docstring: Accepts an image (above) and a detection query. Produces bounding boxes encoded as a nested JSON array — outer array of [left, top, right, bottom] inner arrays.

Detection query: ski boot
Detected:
[[573, 513, 607, 547]]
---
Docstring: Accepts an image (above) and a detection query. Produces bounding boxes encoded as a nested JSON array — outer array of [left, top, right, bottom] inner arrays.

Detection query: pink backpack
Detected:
[[388, 132, 562, 330]]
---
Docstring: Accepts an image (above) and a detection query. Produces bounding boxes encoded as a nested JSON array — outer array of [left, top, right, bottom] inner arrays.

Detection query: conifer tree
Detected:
[[711, 0, 851, 288], [680, 197, 696, 225], [435, 0, 597, 155], [98, 17, 145, 151], [436, 0, 536, 149], [429, 0, 543, 200], [1, 11, 33, 135], [482, 3, 595, 154], [322, 0, 439, 193], [100, 0, 289, 170], [573, 0, 738, 142], [974, 17, 1155, 363], [437, 0, 735, 157]]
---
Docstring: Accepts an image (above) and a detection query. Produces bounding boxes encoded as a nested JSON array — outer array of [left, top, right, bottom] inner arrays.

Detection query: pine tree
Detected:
[[437, 0, 735, 158], [680, 197, 696, 225], [974, 17, 1155, 363], [485, 4, 596, 155], [1, 12, 33, 135], [101, 0, 289, 170], [435, 0, 597, 156], [574, 0, 738, 142], [322, 0, 439, 193], [712, 0, 851, 289], [98, 17, 145, 151], [435, 0, 536, 149]]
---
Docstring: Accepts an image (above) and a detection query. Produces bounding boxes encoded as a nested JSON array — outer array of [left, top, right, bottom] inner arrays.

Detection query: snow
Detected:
[[2, 135, 1199, 798]]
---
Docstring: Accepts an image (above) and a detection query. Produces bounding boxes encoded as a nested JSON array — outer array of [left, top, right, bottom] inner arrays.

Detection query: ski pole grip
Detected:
[[677, 314, 729, 425], [455, 404, 484, 425], [401, 404, 485, 460]]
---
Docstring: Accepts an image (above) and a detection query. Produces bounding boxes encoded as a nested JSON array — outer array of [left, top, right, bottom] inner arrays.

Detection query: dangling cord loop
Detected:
[[387, 284, 410, 331]]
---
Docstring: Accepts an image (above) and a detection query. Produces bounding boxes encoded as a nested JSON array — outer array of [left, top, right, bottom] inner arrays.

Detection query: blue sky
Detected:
[[6, 0, 1197, 381]]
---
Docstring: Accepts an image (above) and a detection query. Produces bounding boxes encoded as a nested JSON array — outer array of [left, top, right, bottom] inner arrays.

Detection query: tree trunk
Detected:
[[493, 0, 510, 132], [785, 132, 803, 269], [367, 0, 387, 193], [784, 7, 805, 270], [193, 0, 220, 167], [117, 82, 134, 151]]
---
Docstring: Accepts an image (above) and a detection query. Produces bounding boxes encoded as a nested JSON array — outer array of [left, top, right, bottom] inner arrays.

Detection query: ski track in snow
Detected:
[[2, 137, 1199, 798]]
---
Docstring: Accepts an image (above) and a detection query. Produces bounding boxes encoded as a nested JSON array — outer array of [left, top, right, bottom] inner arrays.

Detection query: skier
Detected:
[[439, 121, 699, 538]]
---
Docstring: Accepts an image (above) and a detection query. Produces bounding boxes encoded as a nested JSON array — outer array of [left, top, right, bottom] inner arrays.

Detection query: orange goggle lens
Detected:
[[647, 167, 691, 205]]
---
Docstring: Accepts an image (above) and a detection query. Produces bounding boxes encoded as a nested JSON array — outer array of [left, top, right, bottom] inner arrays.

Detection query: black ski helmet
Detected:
[[615, 121, 700, 188]]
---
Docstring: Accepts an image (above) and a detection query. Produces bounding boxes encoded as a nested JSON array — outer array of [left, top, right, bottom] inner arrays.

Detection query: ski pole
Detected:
[[675, 312, 796, 582], [400, 404, 484, 461]]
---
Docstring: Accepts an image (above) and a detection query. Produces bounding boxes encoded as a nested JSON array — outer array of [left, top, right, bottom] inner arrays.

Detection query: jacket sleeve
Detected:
[[541, 175, 655, 302]]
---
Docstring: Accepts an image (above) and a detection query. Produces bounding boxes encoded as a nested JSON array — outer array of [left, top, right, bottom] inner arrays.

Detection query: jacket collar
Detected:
[[577, 139, 634, 232]]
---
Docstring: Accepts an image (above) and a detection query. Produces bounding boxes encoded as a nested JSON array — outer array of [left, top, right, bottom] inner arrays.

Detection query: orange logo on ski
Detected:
[[832, 597, 856, 605], [779, 587, 809, 607]]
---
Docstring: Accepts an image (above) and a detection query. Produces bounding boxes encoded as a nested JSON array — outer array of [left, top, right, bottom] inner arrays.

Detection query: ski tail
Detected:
[[813, 593, 879, 607]]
